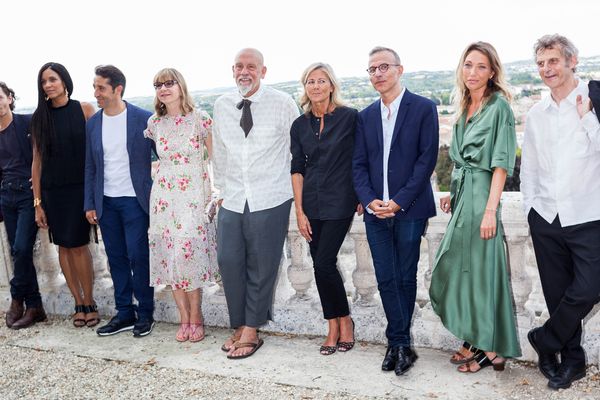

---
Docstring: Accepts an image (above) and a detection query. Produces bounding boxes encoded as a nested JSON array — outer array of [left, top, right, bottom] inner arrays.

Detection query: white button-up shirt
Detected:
[[521, 79, 600, 226], [380, 89, 405, 202], [212, 85, 300, 213]]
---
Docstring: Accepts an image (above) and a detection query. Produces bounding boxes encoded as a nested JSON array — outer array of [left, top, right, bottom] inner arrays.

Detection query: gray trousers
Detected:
[[217, 199, 292, 328]]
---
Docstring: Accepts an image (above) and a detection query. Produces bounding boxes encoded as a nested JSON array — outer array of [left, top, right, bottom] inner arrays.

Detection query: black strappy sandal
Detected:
[[320, 345, 337, 356], [84, 304, 100, 328], [73, 305, 86, 328], [337, 318, 355, 352], [458, 350, 506, 373], [450, 341, 479, 365]]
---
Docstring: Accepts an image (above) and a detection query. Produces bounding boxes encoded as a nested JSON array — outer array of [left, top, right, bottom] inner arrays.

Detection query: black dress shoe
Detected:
[[6, 299, 24, 328], [97, 316, 136, 336], [133, 318, 155, 337], [528, 327, 559, 379], [548, 364, 586, 390], [382, 346, 400, 371], [395, 346, 418, 376], [11, 307, 47, 330]]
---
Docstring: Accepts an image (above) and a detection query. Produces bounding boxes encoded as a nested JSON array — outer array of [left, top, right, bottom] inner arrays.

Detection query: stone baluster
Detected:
[[499, 193, 533, 317], [349, 221, 378, 307], [34, 231, 63, 290], [0, 224, 12, 288], [286, 209, 313, 302], [90, 230, 113, 290]]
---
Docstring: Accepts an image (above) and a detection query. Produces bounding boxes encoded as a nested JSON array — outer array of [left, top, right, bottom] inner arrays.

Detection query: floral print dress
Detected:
[[144, 110, 218, 290]]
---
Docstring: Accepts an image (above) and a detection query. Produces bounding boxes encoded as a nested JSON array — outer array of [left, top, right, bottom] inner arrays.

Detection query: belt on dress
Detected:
[[453, 162, 491, 272]]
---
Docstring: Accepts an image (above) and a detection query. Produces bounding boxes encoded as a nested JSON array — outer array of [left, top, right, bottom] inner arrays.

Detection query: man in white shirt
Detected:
[[212, 48, 299, 359], [84, 65, 155, 338], [521, 34, 600, 390]]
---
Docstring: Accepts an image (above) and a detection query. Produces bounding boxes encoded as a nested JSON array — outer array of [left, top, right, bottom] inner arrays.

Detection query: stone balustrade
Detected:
[[1, 191, 599, 365]]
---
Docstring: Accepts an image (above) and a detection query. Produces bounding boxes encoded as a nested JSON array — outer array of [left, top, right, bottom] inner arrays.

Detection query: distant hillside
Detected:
[[17, 56, 600, 115]]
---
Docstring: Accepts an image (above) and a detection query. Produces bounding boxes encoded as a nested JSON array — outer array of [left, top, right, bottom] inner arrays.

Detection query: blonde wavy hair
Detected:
[[299, 62, 344, 114], [451, 42, 512, 120], [153, 68, 195, 117]]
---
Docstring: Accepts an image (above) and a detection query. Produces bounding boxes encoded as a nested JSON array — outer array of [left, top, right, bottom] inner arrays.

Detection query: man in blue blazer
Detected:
[[84, 65, 155, 337], [353, 47, 439, 376]]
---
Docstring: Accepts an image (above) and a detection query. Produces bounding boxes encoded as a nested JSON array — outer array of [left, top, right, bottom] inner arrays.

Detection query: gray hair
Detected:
[[369, 46, 401, 64], [533, 34, 579, 72]]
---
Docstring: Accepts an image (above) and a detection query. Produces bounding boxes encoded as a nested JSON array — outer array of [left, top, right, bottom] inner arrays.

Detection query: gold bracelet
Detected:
[[33, 198, 42, 207]]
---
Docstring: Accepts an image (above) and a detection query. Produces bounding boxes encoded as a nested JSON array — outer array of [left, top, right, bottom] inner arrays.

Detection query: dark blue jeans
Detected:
[[98, 196, 154, 321], [365, 217, 427, 347], [1, 180, 42, 308]]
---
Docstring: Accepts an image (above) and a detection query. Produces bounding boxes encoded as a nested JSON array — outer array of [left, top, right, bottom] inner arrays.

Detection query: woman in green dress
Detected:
[[429, 42, 521, 373]]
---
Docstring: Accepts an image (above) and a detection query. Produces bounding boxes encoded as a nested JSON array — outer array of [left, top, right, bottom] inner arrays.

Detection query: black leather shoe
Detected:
[[133, 318, 155, 337], [382, 346, 400, 371], [11, 307, 47, 330], [395, 346, 418, 376], [528, 327, 559, 379], [97, 316, 136, 336], [6, 299, 24, 328], [548, 364, 586, 390]]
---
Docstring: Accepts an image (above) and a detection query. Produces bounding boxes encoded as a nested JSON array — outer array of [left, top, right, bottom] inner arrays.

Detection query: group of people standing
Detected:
[[1, 33, 599, 389]]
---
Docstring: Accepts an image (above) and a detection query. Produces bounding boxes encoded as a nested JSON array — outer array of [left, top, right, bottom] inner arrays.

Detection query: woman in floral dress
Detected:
[[145, 68, 218, 342]]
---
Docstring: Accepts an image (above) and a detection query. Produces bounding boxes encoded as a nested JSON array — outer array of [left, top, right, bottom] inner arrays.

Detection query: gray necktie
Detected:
[[237, 99, 253, 137]]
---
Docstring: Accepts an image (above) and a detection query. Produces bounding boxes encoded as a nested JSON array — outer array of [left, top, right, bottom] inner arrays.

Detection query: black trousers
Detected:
[[528, 209, 600, 366], [308, 217, 353, 319]]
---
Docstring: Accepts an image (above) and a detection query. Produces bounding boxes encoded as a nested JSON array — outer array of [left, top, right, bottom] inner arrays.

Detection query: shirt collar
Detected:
[[542, 79, 585, 110], [380, 88, 405, 119], [236, 84, 265, 104]]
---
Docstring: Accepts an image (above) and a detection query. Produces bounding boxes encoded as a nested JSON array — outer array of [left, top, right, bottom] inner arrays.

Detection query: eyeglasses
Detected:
[[366, 63, 400, 75], [153, 80, 178, 90], [305, 79, 329, 87]]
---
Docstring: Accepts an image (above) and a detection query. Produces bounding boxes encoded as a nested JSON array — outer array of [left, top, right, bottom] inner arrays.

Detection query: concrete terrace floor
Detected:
[[1, 316, 599, 400]]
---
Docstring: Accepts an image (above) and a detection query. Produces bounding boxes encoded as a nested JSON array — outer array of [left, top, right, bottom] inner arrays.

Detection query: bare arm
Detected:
[[31, 143, 48, 229], [480, 167, 507, 240], [205, 130, 213, 160], [291, 173, 312, 241], [81, 102, 96, 121]]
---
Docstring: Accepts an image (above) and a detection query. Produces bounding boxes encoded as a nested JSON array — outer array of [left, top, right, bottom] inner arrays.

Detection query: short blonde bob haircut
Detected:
[[299, 62, 344, 114], [153, 67, 195, 117]]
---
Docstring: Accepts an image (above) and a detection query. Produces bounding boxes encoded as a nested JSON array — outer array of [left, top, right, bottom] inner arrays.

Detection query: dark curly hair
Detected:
[[0, 81, 16, 111]]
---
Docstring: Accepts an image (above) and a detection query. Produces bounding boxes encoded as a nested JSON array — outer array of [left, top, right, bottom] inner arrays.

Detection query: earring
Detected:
[[487, 79, 494, 88], [65, 89, 69, 99], [45, 96, 49, 101]]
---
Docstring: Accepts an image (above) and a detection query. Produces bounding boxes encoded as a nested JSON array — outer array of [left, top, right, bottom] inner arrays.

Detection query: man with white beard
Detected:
[[212, 48, 299, 359]]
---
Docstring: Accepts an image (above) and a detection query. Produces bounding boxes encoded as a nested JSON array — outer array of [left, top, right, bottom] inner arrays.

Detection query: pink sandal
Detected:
[[176, 323, 190, 342], [189, 323, 205, 342]]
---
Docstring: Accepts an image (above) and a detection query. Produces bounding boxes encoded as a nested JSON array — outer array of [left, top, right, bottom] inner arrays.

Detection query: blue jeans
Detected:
[[365, 217, 427, 347], [98, 196, 154, 321], [1, 180, 42, 308]]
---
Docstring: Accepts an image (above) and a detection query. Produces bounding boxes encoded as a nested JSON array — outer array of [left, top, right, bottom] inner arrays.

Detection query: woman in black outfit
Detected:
[[31, 62, 99, 328], [290, 62, 361, 355]]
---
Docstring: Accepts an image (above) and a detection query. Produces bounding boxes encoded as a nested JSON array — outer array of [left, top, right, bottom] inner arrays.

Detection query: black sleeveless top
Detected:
[[41, 99, 87, 189]]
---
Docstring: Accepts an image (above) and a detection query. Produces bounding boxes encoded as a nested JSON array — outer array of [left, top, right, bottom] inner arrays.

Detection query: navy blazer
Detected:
[[84, 102, 154, 219], [352, 90, 439, 221]]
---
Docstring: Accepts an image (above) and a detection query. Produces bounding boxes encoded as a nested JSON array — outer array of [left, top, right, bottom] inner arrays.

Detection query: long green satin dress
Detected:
[[429, 93, 521, 357]]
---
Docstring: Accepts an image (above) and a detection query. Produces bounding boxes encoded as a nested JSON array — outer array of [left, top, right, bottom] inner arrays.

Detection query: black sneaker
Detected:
[[96, 316, 136, 336], [133, 318, 155, 337]]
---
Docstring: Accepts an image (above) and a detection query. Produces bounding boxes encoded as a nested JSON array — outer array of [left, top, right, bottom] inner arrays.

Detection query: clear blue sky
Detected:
[[4, 0, 599, 109]]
